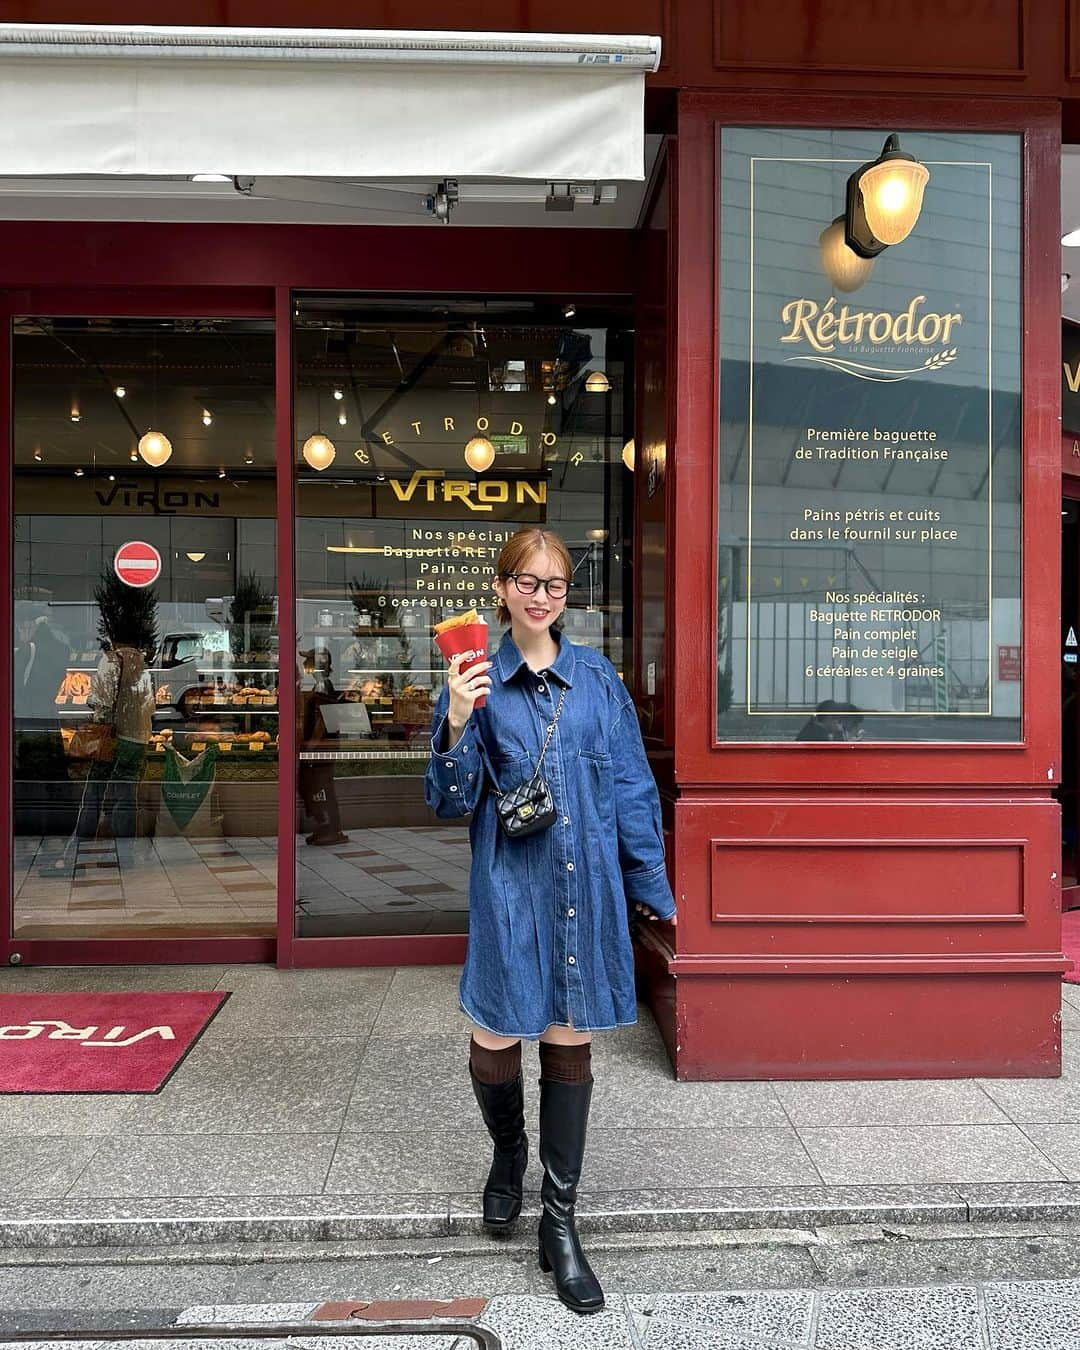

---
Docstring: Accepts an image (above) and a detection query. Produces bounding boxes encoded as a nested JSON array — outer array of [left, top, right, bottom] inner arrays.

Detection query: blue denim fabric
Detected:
[[425, 627, 675, 1039]]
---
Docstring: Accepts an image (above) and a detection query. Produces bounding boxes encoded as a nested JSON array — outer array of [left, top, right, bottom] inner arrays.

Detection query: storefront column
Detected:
[[640, 93, 1069, 1080]]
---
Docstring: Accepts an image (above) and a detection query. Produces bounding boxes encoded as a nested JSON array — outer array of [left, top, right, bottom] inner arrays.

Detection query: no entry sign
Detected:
[[114, 540, 162, 588]]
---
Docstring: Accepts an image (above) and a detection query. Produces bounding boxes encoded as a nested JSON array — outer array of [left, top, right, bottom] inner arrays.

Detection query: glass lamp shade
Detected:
[[819, 217, 876, 293], [302, 434, 336, 471], [621, 438, 636, 471], [585, 370, 611, 394], [858, 157, 930, 246], [138, 430, 173, 467], [463, 435, 496, 473]]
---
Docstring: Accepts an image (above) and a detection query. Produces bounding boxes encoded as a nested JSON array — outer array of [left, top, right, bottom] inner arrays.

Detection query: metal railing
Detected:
[[0, 1320, 501, 1349]]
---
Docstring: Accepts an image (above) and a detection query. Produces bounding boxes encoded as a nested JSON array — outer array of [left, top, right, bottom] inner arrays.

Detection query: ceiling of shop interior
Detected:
[[0, 137, 662, 230]]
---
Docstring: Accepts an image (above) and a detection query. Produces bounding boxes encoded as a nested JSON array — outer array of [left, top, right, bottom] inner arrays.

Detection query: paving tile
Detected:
[[773, 1079, 1009, 1127], [207, 967, 394, 1038], [629, 1289, 811, 1343], [984, 1276, 1080, 1349], [328, 1129, 491, 1194], [0, 1137, 104, 1199], [478, 1293, 638, 1350], [370, 965, 469, 1037], [0, 1096, 136, 1138], [119, 1037, 367, 1134], [816, 1285, 981, 1349], [68, 1133, 338, 1198], [797, 1124, 1067, 1184], [591, 1069, 787, 1129], [0, 966, 230, 994], [979, 1070, 1080, 1123], [1018, 1124, 1080, 1180]]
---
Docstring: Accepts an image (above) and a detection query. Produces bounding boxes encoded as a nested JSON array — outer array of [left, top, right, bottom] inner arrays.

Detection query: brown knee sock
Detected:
[[538, 1039, 593, 1084], [469, 1036, 522, 1085]]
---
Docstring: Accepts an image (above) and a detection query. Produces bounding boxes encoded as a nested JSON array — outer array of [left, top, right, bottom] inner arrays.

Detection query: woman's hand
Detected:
[[633, 901, 676, 926], [447, 653, 494, 731]]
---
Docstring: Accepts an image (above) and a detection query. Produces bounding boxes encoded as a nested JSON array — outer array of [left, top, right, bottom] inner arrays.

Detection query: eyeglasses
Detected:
[[502, 572, 572, 600]]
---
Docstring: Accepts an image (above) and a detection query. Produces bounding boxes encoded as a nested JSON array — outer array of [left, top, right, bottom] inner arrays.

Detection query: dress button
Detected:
[[449, 785, 458, 793], [562, 816, 569, 825], [567, 862, 574, 871], [444, 761, 454, 768], [568, 907, 575, 917], [538, 683, 547, 694], [568, 955, 576, 965], [467, 773, 474, 781]]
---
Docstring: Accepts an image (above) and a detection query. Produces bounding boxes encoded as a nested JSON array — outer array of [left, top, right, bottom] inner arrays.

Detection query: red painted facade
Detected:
[[1, 0, 1075, 1077]]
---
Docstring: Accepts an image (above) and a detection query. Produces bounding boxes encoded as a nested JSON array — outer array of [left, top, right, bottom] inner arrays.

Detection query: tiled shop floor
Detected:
[[12, 826, 471, 936]]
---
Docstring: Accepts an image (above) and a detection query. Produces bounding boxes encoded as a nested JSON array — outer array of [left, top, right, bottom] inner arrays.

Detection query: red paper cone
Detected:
[[434, 620, 489, 708]]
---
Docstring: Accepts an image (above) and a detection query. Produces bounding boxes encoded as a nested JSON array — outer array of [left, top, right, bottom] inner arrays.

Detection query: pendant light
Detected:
[[464, 435, 495, 473], [621, 438, 636, 471], [819, 216, 876, 293], [845, 134, 930, 258], [303, 434, 336, 471], [302, 388, 336, 471], [138, 346, 172, 467], [585, 370, 611, 394]]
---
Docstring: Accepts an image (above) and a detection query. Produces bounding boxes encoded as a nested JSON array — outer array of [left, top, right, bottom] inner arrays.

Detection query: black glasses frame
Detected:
[[501, 572, 574, 599]]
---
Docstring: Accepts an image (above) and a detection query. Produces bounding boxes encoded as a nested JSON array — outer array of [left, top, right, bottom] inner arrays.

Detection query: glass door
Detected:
[[291, 297, 634, 941], [10, 314, 278, 942]]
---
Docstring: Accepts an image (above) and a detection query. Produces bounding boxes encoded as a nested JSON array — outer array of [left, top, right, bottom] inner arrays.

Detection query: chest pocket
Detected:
[[487, 750, 534, 793]]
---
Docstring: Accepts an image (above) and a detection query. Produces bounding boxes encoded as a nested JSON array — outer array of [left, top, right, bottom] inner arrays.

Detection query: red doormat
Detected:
[[1064, 909, 1080, 985], [0, 992, 229, 1093]]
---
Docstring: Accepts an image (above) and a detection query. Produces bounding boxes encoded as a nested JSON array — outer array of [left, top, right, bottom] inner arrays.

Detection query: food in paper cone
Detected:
[[433, 608, 489, 708]]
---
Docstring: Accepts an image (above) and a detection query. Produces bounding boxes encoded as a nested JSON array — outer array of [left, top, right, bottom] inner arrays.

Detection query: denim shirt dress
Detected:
[[424, 627, 676, 1039]]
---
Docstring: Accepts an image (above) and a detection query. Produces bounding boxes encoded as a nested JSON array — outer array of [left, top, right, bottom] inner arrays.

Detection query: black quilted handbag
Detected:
[[492, 686, 567, 840]]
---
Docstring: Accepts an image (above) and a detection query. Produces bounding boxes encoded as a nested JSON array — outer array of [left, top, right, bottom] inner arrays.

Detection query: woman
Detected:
[[424, 527, 677, 1316]]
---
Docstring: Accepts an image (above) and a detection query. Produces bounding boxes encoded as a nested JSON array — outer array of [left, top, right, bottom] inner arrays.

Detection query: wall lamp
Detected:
[[845, 134, 930, 259]]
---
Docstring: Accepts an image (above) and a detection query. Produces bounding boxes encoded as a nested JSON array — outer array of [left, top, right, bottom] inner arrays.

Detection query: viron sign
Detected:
[[113, 540, 162, 588]]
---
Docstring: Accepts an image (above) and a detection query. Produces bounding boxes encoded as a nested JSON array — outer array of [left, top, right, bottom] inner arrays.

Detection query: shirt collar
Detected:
[[495, 627, 575, 688]]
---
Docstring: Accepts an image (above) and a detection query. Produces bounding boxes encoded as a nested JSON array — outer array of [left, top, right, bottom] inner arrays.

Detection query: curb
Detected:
[[1, 1184, 1079, 1250]]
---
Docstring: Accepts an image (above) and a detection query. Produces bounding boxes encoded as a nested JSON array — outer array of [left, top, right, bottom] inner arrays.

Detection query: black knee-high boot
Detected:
[[537, 1046, 604, 1314], [469, 1041, 528, 1229]]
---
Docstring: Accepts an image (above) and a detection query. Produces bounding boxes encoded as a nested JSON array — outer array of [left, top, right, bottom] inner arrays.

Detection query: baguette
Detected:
[[432, 607, 482, 636]]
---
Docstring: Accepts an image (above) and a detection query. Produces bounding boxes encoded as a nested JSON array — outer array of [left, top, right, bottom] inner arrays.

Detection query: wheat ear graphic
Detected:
[[923, 347, 958, 371]]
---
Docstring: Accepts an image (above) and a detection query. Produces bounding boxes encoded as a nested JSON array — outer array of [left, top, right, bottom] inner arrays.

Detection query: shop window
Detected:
[[11, 317, 277, 939], [716, 128, 1022, 743], [292, 298, 633, 938]]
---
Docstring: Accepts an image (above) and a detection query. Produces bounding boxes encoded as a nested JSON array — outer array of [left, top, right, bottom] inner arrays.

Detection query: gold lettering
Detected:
[[509, 420, 523, 436], [476, 417, 490, 433], [411, 421, 422, 436], [444, 417, 455, 432], [1066, 363, 1080, 395], [381, 431, 395, 446], [780, 294, 963, 353]]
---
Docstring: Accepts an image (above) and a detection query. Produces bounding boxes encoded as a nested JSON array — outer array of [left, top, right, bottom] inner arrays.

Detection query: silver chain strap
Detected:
[[492, 684, 567, 799]]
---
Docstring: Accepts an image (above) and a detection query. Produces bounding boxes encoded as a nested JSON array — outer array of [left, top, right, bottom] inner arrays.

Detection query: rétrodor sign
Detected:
[[114, 540, 162, 588]]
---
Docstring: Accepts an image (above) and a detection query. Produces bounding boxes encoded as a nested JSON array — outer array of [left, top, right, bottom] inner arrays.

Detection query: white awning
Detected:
[[0, 25, 659, 181]]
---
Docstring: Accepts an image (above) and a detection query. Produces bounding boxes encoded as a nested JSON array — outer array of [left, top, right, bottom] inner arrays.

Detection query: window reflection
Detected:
[[292, 301, 633, 937]]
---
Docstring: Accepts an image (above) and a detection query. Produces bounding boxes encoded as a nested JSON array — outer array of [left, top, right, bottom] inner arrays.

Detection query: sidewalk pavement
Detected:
[[9, 1280, 1080, 1350], [1, 963, 1079, 1248]]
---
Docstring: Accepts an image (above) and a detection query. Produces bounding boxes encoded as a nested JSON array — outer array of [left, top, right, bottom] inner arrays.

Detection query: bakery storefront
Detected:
[[0, 6, 1074, 1081], [8, 301, 633, 961]]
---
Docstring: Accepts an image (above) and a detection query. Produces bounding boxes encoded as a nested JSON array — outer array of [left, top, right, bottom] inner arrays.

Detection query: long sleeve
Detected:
[[424, 685, 486, 819], [610, 694, 676, 920]]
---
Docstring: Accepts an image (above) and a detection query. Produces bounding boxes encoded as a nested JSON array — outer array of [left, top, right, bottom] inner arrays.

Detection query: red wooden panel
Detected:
[[711, 840, 1024, 922], [672, 970, 1061, 1079], [713, 0, 1026, 78]]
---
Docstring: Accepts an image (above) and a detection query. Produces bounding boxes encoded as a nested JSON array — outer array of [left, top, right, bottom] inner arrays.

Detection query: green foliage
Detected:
[[95, 570, 158, 662], [230, 572, 274, 657]]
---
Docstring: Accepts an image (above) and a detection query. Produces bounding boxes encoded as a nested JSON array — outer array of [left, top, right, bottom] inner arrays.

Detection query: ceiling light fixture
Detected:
[[547, 393, 558, 406], [114, 385, 126, 399], [129, 449, 139, 462], [621, 438, 636, 472], [73, 467, 84, 477], [186, 551, 207, 562], [585, 370, 611, 394], [463, 435, 496, 473], [202, 409, 213, 427], [138, 430, 173, 467], [32, 449, 42, 462], [338, 411, 348, 426], [69, 407, 81, 423], [332, 387, 344, 401], [244, 451, 255, 465], [562, 302, 577, 319], [218, 467, 227, 479], [303, 434, 336, 472]]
